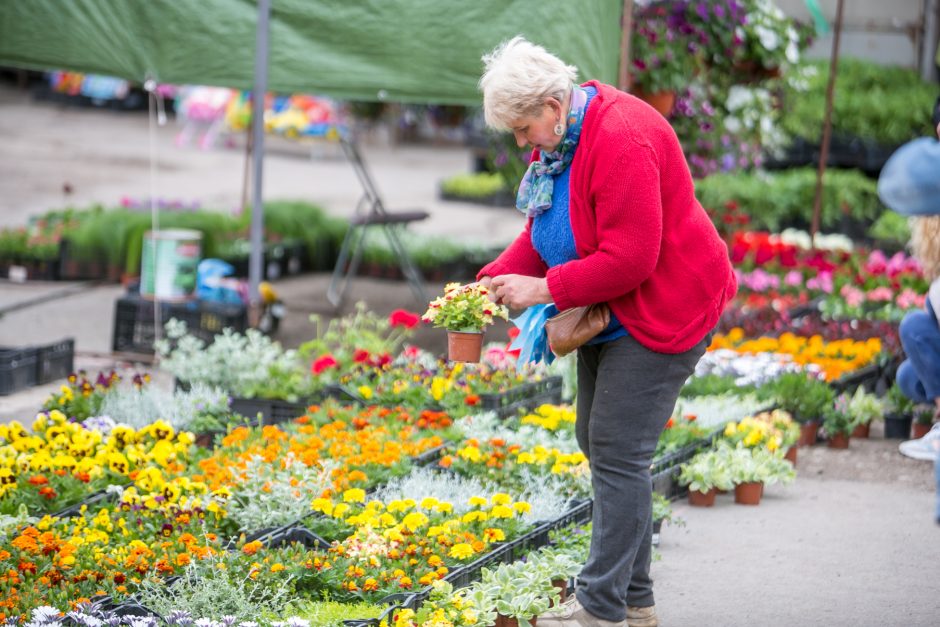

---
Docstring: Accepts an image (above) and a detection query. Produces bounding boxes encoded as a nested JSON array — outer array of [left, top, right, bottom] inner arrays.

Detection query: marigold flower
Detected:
[[449, 543, 474, 559]]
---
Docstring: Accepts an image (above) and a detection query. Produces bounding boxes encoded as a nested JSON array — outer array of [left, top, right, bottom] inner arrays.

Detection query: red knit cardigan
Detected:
[[478, 81, 737, 354]]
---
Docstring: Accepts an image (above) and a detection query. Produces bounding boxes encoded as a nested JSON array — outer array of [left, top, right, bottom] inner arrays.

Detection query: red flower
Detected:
[[465, 394, 480, 406], [389, 309, 420, 328], [353, 349, 371, 364], [375, 353, 392, 367], [311, 354, 339, 375], [507, 327, 521, 340]]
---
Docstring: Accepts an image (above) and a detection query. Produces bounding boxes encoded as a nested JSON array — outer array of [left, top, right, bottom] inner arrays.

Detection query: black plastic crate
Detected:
[[478, 376, 563, 411], [52, 488, 117, 518], [112, 294, 248, 354], [229, 396, 313, 426], [36, 337, 75, 384], [0, 347, 39, 395], [651, 426, 724, 476]]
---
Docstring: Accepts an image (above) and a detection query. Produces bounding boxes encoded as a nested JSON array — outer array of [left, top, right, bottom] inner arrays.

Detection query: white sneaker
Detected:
[[899, 423, 940, 462]]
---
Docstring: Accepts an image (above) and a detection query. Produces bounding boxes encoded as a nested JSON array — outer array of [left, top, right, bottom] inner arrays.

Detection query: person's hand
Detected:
[[490, 274, 553, 309]]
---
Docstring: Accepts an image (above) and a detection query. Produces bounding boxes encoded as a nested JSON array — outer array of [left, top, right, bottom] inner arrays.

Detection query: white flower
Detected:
[[785, 40, 800, 64], [724, 116, 743, 134], [755, 25, 780, 50]]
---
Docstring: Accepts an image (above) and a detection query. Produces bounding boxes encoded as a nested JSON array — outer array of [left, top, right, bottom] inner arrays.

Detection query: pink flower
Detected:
[[896, 289, 925, 310], [806, 271, 834, 294], [784, 271, 803, 288], [839, 284, 865, 307], [865, 250, 887, 276], [866, 287, 893, 302]]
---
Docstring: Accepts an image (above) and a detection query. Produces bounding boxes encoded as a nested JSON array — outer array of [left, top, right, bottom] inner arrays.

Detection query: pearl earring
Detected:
[[554, 122, 564, 136]]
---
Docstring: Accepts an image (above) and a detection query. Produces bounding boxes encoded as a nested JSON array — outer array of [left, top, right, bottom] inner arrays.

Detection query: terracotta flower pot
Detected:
[[851, 422, 870, 439], [783, 446, 797, 466], [734, 481, 763, 505], [798, 421, 819, 446], [495, 615, 536, 627], [827, 432, 850, 449], [633, 89, 676, 117], [912, 422, 933, 439], [447, 330, 484, 363], [688, 488, 716, 507], [551, 579, 568, 606]]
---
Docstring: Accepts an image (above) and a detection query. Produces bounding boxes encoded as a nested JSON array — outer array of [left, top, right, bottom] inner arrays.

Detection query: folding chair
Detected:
[[327, 135, 430, 307]]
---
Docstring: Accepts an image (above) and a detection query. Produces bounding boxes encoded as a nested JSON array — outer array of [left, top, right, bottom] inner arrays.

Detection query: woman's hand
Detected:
[[490, 274, 553, 309]]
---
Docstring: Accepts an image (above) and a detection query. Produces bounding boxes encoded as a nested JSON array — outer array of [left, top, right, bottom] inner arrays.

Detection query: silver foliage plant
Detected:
[[226, 454, 337, 532], [155, 319, 302, 397], [133, 544, 296, 623], [97, 382, 230, 431], [371, 466, 575, 524]]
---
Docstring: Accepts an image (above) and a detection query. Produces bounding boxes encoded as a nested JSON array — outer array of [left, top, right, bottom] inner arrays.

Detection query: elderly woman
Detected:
[[476, 37, 736, 627]]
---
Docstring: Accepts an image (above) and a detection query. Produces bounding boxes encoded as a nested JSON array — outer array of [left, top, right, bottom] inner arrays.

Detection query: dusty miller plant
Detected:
[[155, 319, 307, 399], [133, 539, 295, 622], [98, 382, 231, 431], [227, 454, 337, 532]]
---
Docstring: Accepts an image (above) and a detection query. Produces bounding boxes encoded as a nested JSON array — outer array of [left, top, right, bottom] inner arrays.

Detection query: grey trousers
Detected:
[[574, 332, 710, 622]]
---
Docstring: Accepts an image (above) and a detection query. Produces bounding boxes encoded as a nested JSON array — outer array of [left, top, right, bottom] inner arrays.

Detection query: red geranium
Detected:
[[311, 354, 339, 375], [389, 309, 421, 328], [353, 349, 371, 364]]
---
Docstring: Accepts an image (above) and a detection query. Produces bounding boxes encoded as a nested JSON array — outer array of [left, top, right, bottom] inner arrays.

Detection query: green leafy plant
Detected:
[[441, 172, 509, 200], [721, 442, 796, 486], [781, 58, 938, 146], [843, 387, 884, 426], [678, 448, 734, 493], [913, 403, 937, 426], [476, 560, 559, 624], [823, 393, 855, 437], [765, 372, 834, 423], [883, 382, 914, 416]]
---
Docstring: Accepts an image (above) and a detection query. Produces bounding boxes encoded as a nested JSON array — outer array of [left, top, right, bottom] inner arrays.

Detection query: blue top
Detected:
[[531, 86, 627, 346]]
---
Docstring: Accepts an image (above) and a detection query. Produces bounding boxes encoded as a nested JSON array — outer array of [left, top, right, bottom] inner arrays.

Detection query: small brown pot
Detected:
[[783, 446, 797, 466], [633, 89, 676, 117], [447, 330, 484, 362], [734, 481, 763, 505], [688, 488, 716, 507], [912, 422, 934, 439], [827, 432, 850, 449], [495, 615, 536, 627], [851, 422, 870, 439], [551, 579, 568, 606], [798, 421, 819, 447]]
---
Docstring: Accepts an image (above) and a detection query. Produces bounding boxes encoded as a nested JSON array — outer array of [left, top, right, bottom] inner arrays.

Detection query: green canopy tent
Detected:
[[0, 0, 625, 305]]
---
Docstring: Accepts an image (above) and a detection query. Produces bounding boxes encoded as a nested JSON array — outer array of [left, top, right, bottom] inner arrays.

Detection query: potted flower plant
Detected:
[[652, 491, 684, 546], [478, 560, 559, 627], [768, 372, 834, 446], [724, 443, 796, 505], [528, 547, 581, 606], [422, 282, 509, 363], [844, 387, 883, 439], [883, 382, 914, 439], [629, 2, 699, 116], [823, 394, 854, 449], [678, 448, 734, 507], [912, 403, 936, 439]]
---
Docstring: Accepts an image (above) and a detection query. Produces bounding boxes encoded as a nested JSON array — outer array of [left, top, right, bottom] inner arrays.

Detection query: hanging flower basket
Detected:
[[447, 330, 485, 363], [633, 88, 676, 117]]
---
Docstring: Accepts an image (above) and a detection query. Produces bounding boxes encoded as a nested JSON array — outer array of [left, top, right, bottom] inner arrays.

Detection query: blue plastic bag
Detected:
[[508, 304, 559, 370]]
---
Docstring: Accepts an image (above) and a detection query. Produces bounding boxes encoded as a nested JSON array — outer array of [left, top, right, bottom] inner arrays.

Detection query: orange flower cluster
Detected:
[[709, 329, 883, 381]]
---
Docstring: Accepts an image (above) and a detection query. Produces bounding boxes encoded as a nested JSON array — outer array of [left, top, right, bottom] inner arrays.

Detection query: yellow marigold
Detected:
[[343, 488, 366, 503], [449, 543, 474, 559]]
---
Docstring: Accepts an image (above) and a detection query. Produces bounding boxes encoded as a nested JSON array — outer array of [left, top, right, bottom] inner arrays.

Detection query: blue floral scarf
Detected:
[[515, 85, 588, 218]]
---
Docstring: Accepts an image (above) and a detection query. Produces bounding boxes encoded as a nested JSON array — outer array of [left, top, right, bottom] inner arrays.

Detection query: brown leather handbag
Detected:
[[544, 303, 610, 357]]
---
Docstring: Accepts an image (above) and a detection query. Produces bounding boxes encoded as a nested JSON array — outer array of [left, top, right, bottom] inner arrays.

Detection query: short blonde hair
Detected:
[[911, 216, 940, 281], [479, 36, 578, 130]]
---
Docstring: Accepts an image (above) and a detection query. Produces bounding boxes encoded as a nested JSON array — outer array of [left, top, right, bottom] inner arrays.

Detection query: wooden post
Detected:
[[618, 0, 635, 92], [810, 0, 845, 246]]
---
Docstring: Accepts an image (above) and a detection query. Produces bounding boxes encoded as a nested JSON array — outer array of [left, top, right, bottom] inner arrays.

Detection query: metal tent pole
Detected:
[[618, 0, 635, 92], [809, 0, 845, 246], [249, 0, 271, 310]]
